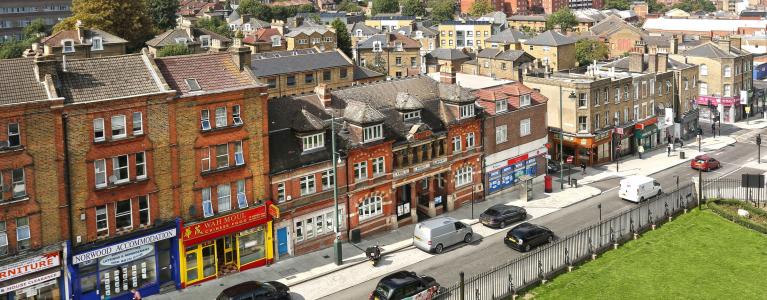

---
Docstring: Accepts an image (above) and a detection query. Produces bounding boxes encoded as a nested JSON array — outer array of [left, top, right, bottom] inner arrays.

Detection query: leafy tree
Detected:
[[271, 4, 315, 21], [604, 0, 631, 10], [238, 0, 274, 21], [23, 18, 47, 38], [54, 0, 155, 52], [0, 39, 29, 59], [401, 0, 426, 16], [545, 8, 577, 33], [369, 52, 388, 74], [646, 0, 666, 13], [469, 0, 494, 17], [429, 0, 455, 22], [332, 18, 352, 57], [372, 0, 400, 15], [672, 0, 715, 12], [157, 43, 192, 57], [195, 18, 232, 38], [337, 0, 362, 12], [575, 39, 609, 66], [148, 0, 178, 30]]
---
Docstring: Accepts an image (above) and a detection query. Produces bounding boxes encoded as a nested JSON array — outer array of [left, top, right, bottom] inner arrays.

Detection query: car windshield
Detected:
[[374, 283, 391, 299], [509, 226, 531, 238], [484, 209, 500, 216], [696, 159, 706, 163]]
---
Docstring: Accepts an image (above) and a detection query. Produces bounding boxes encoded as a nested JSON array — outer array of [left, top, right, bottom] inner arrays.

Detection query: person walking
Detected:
[[711, 123, 716, 137], [581, 162, 586, 175], [131, 289, 142, 300], [638, 145, 645, 159], [667, 144, 672, 157]]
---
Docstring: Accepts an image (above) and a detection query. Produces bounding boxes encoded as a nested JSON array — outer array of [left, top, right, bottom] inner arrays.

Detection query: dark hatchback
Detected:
[[504, 222, 554, 252], [479, 204, 527, 228], [369, 271, 439, 300], [216, 281, 291, 300]]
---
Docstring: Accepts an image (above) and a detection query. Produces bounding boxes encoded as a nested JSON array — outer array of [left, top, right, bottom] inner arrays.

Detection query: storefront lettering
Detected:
[[183, 207, 267, 244], [99, 245, 155, 267], [0, 271, 60, 294], [72, 229, 176, 265], [0, 252, 60, 282]]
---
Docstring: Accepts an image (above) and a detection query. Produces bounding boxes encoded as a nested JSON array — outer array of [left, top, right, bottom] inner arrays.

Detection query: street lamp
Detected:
[[559, 88, 576, 189], [330, 114, 343, 266]]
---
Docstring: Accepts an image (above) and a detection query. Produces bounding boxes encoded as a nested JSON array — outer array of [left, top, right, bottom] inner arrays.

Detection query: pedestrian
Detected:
[[638, 145, 644, 159], [711, 123, 716, 136], [581, 162, 586, 175], [667, 144, 672, 157], [131, 289, 142, 300]]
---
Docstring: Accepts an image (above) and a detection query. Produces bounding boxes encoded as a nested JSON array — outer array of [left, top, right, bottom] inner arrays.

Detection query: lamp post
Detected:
[[559, 88, 576, 189], [331, 115, 343, 266], [697, 134, 701, 153]]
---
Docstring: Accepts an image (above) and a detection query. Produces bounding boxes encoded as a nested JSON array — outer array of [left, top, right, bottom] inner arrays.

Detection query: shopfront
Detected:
[[613, 126, 634, 159], [0, 251, 63, 300], [678, 108, 700, 140], [180, 203, 277, 287], [487, 147, 546, 195], [69, 222, 180, 300], [696, 96, 742, 124], [635, 117, 659, 151]]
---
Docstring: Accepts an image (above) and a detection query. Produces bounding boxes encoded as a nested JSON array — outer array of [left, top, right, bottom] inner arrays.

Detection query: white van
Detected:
[[413, 217, 473, 254], [619, 176, 662, 203]]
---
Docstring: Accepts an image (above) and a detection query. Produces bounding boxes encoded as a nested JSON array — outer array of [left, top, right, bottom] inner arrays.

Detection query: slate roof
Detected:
[[41, 28, 128, 46], [484, 29, 526, 44], [250, 49, 352, 77], [291, 109, 326, 132], [146, 27, 231, 47], [0, 58, 51, 105], [356, 33, 421, 49], [476, 49, 534, 62], [395, 92, 424, 110], [155, 52, 259, 97], [524, 30, 576, 46], [343, 101, 387, 124], [509, 15, 546, 21], [54, 54, 166, 103], [353, 65, 385, 81], [370, 15, 416, 20], [349, 22, 380, 36], [681, 42, 746, 59], [602, 54, 693, 72], [413, 22, 438, 36], [589, 15, 640, 36], [425, 48, 469, 60], [284, 26, 333, 37]]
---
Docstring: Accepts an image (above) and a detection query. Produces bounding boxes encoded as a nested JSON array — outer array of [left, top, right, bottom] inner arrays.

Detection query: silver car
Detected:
[[413, 217, 473, 254]]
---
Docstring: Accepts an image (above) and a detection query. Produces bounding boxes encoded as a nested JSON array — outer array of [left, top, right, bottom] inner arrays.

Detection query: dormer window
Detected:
[[271, 36, 281, 47], [460, 104, 475, 119], [302, 133, 325, 152], [200, 35, 211, 48], [175, 37, 188, 44], [186, 78, 201, 91], [495, 99, 507, 113], [395, 42, 403, 51], [520, 94, 531, 107], [91, 37, 103, 51], [363, 124, 383, 142], [244, 24, 252, 31], [372, 41, 382, 52], [355, 29, 363, 37], [62, 39, 74, 53], [403, 110, 420, 121]]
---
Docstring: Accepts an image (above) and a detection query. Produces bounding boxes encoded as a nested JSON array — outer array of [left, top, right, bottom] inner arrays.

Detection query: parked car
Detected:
[[413, 216, 473, 254], [547, 160, 561, 174], [369, 271, 440, 300], [216, 281, 290, 300], [504, 222, 554, 252], [618, 175, 662, 203], [480, 204, 527, 228], [691, 155, 721, 171]]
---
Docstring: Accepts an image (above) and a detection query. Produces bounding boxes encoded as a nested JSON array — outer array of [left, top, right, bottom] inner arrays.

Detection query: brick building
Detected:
[[250, 48, 356, 99], [522, 30, 577, 71], [146, 26, 232, 56], [27, 25, 128, 60], [243, 28, 286, 54], [354, 33, 422, 78]]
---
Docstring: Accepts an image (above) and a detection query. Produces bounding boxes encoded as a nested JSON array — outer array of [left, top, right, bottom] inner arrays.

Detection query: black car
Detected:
[[479, 204, 527, 228], [504, 222, 554, 252], [547, 161, 561, 174], [369, 271, 439, 300], [216, 281, 290, 300]]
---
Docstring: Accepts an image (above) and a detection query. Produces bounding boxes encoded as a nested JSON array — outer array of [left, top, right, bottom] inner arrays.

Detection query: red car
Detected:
[[691, 155, 721, 171]]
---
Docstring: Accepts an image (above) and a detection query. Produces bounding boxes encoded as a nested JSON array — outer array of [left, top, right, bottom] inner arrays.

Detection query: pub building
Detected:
[[180, 202, 279, 286], [67, 221, 180, 300], [0, 249, 64, 300]]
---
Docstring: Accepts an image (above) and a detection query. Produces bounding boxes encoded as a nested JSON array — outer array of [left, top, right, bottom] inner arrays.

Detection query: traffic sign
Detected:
[[566, 156, 574, 164]]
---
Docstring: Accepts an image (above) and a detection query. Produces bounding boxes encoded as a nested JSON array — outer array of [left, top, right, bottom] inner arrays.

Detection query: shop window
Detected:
[[237, 180, 248, 208], [217, 184, 231, 213], [94, 118, 105, 142], [135, 152, 146, 180], [0, 221, 6, 255], [372, 157, 385, 177], [138, 195, 150, 226], [111, 115, 126, 139], [215, 107, 227, 128], [200, 109, 211, 130], [202, 188, 213, 217], [232, 105, 243, 125], [115, 200, 133, 230], [132, 112, 143, 135], [216, 144, 229, 169], [354, 161, 367, 180], [234, 141, 245, 166], [358, 196, 383, 221], [238, 227, 266, 265], [96, 205, 108, 236], [99, 245, 158, 297], [113, 155, 129, 183], [321, 169, 334, 190]]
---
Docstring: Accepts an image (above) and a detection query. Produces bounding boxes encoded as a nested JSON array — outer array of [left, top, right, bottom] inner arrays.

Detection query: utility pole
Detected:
[[331, 115, 343, 266]]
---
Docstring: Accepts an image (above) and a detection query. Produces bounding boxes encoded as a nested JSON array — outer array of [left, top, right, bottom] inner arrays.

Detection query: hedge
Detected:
[[707, 199, 767, 235]]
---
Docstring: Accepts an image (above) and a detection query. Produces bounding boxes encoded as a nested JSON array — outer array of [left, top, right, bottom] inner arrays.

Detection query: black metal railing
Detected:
[[701, 178, 767, 207], [433, 183, 696, 300]]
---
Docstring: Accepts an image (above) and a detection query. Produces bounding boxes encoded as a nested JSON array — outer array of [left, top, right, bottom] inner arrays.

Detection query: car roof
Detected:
[[510, 222, 547, 233], [418, 216, 458, 228], [380, 271, 419, 288], [694, 155, 712, 160], [219, 281, 268, 297], [489, 204, 521, 211]]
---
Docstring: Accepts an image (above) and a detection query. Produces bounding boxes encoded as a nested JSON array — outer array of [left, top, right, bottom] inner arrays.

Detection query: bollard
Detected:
[[568, 266, 574, 272], [668, 216, 673, 222], [591, 253, 597, 260], [613, 243, 619, 250], [651, 224, 656, 230], [633, 233, 638, 240]]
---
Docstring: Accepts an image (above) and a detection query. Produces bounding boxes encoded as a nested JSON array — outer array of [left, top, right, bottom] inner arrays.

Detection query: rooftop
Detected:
[[0, 58, 52, 105], [155, 52, 260, 97], [524, 30, 576, 46], [250, 48, 353, 77]]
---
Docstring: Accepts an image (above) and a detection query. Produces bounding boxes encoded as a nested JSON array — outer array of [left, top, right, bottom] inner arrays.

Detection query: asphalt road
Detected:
[[321, 123, 765, 300]]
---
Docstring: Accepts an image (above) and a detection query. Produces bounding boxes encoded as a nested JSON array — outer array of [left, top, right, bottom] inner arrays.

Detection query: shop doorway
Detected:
[[216, 235, 238, 275], [276, 227, 289, 256]]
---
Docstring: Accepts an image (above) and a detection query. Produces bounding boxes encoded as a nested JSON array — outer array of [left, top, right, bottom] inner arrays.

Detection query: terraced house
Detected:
[[522, 30, 577, 71], [250, 48, 356, 99], [438, 20, 494, 51], [354, 33, 422, 78], [26, 25, 128, 59]]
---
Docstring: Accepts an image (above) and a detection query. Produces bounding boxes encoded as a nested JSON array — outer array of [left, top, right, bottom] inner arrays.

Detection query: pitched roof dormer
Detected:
[[343, 101, 385, 125], [292, 108, 326, 133]]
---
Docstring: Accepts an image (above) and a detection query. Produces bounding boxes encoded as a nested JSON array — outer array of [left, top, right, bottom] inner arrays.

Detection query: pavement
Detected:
[[149, 132, 739, 300]]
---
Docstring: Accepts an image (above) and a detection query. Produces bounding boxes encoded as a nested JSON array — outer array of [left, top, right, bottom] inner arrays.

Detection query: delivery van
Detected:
[[619, 176, 662, 203], [413, 217, 473, 254]]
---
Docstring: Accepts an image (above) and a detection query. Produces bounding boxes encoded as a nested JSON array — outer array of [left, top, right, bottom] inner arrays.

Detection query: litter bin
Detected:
[[544, 175, 553, 193], [680, 151, 685, 159], [571, 179, 578, 188]]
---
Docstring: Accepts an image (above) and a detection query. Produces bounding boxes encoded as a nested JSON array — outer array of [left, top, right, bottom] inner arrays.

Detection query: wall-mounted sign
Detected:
[[413, 163, 430, 173], [0, 271, 60, 294], [268, 203, 280, 219], [99, 244, 154, 267], [73, 229, 176, 264], [183, 206, 267, 246], [393, 169, 410, 178], [0, 252, 60, 282], [432, 157, 448, 165]]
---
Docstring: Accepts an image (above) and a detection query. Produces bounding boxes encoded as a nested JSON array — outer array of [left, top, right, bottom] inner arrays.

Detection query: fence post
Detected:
[[538, 260, 546, 284], [475, 288, 480, 300], [665, 201, 671, 222], [589, 236, 596, 260], [565, 248, 573, 272], [508, 273, 516, 300], [630, 217, 637, 240], [460, 271, 465, 300], [610, 226, 617, 249], [648, 207, 655, 230]]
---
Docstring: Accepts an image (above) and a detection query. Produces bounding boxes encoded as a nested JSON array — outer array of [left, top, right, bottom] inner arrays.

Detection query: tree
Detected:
[[0, 39, 29, 59], [369, 52, 388, 74], [372, 0, 400, 15], [429, 0, 455, 22], [332, 18, 352, 57], [23, 18, 47, 38], [604, 0, 631, 10], [672, 0, 715, 12], [646, 0, 666, 13], [337, 0, 362, 12], [195, 18, 232, 38], [545, 8, 577, 32], [238, 0, 273, 21], [575, 39, 609, 66], [148, 0, 178, 30], [157, 43, 192, 57], [469, 0, 494, 17], [401, 0, 426, 16], [54, 0, 155, 52]]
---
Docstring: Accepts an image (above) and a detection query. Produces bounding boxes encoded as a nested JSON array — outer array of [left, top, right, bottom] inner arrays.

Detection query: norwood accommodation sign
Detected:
[[72, 229, 177, 264]]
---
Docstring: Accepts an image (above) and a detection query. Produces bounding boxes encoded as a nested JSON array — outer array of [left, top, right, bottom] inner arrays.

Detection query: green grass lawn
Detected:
[[526, 209, 767, 300]]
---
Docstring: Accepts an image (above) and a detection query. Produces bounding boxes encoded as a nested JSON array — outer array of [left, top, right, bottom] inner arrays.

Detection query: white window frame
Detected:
[[95, 159, 107, 188], [700, 64, 707, 76], [354, 161, 368, 180], [271, 36, 281, 47], [578, 116, 588, 132], [724, 66, 731, 78], [112, 155, 129, 184], [372, 157, 385, 177], [201, 109, 211, 130], [93, 118, 105, 142], [358, 196, 383, 221], [96, 205, 108, 236], [114, 199, 133, 230], [91, 36, 103, 51], [216, 144, 229, 169], [62, 39, 74, 53], [237, 180, 248, 209], [135, 152, 147, 180], [363, 124, 383, 142], [302, 133, 325, 151], [455, 166, 473, 187], [202, 188, 213, 217], [138, 195, 150, 227], [201, 147, 211, 172], [111, 115, 126, 139], [234, 141, 245, 166], [300, 174, 316, 196], [452, 136, 462, 152], [0, 221, 7, 255], [724, 84, 732, 97], [520, 94, 531, 107], [466, 132, 475, 149], [495, 100, 508, 113], [276, 182, 285, 203], [372, 41, 382, 52], [403, 111, 421, 121], [200, 35, 211, 48], [215, 107, 227, 128], [460, 104, 475, 119], [6, 122, 18, 147], [217, 184, 231, 213], [232, 105, 243, 125], [132, 112, 143, 135], [496, 125, 507, 144], [520, 118, 531, 136], [321, 169, 334, 190], [11, 168, 24, 198]]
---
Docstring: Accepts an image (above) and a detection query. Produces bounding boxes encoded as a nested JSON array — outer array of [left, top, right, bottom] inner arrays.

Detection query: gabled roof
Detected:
[[0, 58, 52, 105], [477, 49, 535, 62], [353, 65, 385, 81], [474, 82, 547, 115], [509, 15, 546, 21], [284, 26, 334, 37], [250, 49, 353, 77], [349, 22, 381, 36], [395, 92, 424, 110], [356, 33, 421, 50], [292, 109, 326, 132], [682, 42, 742, 59], [413, 22, 438, 36], [41, 28, 128, 46], [155, 52, 259, 97], [589, 14, 643, 37], [524, 30, 575, 46], [54, 54, 167, 103], [484, 29, 526, 44], [146, 27, 231, 47], [343, 101, 386, 124], [243, 28, 283, 44], [426, 48, 469, 60]]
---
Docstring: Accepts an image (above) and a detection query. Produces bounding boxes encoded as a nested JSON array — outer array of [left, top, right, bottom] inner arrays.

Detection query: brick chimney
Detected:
[[656, 53, 668, 73], [229, 38, 251, 71], [730, 36, 741, 50], [439, 64, 456, 84], [75, 20, 84, 43], [315, 83, 332, 107], [669, 36, 678, 54], [629, 52, 644, 73], [648, 54, 657, 74], [715, 38, 731, 52]]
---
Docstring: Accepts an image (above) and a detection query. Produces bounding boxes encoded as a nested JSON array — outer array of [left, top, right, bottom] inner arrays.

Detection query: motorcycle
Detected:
[[365, 243, 382, 266]]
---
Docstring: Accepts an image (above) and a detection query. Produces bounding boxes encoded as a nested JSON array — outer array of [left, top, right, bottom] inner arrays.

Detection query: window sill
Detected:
[[95, 177, 150, 191], [201, 123, 244, 134], [0, 145, 24, 154], [94, 134, 144, 145], [0, 196, 30, 206], [201, 163, 246, 176]]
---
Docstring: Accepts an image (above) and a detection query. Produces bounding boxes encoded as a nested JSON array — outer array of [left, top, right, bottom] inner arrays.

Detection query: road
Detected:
[[321, 123, 765, 300]]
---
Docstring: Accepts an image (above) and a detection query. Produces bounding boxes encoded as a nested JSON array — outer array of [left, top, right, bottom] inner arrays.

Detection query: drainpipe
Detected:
[[62, 113, 74, 245]]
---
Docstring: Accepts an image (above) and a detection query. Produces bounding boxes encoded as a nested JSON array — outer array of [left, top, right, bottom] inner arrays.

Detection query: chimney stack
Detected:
[[730, 35, 741, 50], [629, 52, 643, 73], [229, 38, 252, 71], [315, 83, 332, 107], [715, 38, 731, 52], [656, 53, 668, 73], [648, 54, 657, 74], [439, 65, 456, 84], [75, 20, 84, 43], [669, 35, 678, 54]]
